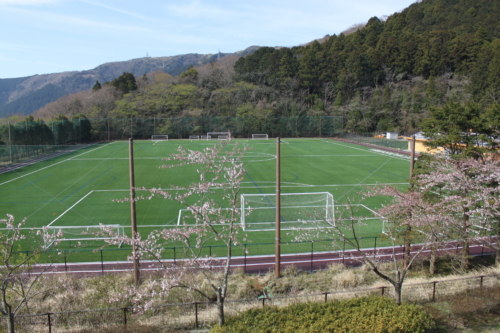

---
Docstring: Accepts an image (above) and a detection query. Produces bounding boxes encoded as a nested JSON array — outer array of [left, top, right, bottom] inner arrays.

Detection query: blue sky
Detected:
[[0, 0, 417, 79]]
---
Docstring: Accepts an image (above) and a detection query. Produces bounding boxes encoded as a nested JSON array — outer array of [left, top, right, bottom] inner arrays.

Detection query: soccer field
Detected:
[[0, 138, 410, 259]]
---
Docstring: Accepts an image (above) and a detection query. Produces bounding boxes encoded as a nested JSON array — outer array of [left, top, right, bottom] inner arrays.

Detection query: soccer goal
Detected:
[[43, 225, 125, 248], [151, 135, 168, 141], [240, 192, 335, 231], [207, 132, 231, 140], [252, 134, 269, 140], [189, 135, 200, 141]]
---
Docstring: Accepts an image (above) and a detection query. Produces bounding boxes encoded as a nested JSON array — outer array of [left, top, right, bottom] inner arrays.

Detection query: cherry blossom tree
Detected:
[[416, 157, 500, 270], [0, 215, 63, 333], [107, 142, 249, 326], [293, 187, 443, 305]]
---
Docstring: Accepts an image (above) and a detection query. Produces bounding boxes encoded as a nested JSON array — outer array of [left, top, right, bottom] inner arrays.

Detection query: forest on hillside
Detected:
[[2, 0, 500, 143]]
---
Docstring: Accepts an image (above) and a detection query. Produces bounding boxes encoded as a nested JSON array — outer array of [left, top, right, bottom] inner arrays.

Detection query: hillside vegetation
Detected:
[[0, 47, 259, 117], [14, 0, 497, 136]]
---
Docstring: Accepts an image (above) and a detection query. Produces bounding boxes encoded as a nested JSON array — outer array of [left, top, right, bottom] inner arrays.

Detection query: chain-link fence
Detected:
[[6, 273, 500, 332], [338, 132, 412, 151], [0, 116, 343, 166]]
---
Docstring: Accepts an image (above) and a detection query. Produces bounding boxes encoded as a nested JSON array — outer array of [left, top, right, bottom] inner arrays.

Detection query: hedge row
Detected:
[[211, 296, 435, 333]]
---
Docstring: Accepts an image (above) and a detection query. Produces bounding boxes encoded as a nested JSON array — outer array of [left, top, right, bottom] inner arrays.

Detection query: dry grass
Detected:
[[12, 256, 500, 332]]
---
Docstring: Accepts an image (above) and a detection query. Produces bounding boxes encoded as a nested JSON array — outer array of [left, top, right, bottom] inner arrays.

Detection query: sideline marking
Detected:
[[47, 191, 94, 227]]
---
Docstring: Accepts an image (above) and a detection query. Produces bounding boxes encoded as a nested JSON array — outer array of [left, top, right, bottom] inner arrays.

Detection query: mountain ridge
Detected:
[[0, 46, 260, 117]]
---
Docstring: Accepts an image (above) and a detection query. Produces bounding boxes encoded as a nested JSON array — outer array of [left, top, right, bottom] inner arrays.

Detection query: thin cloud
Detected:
[[0, 0, 60, 5], [78, 0, 152, 21], [2, 6, 154, 34], [165, 1, 237, 20]]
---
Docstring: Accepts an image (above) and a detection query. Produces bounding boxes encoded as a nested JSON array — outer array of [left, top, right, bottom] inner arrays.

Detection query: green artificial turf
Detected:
[[0, 138, 410, 261]]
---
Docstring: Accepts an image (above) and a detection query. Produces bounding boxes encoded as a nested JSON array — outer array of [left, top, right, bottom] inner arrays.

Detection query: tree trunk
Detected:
[[461, 239, 470, 272], [429, 243, 437, 275], [393, 282, 403, 305], [2, 296, 14, 333], [404, 225, 411, 269], [496, 227, 500, 265], [7, 312, 14, 333], [216, 288, 225, 326]]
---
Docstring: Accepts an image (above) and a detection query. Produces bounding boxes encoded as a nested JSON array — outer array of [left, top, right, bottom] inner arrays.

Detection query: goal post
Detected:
[[252, 134, 269, 140], [43, 225, 125, 248], [206, 131, 231, 140], [151, 135, 168, 141], [240, 192, 335, 231]]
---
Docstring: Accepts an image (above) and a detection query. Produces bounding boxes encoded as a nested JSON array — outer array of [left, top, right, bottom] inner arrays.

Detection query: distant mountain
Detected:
[[0, 46, 260, 117]]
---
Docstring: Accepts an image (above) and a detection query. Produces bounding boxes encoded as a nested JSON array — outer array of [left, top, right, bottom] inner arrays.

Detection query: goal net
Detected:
[[43, 225, 125, 248], [252, 134, 269, 140], [207, 132, 231, 140], [241, 192, 334, 231], [189, 135, 200, 140], [151, 135, 168, 141]]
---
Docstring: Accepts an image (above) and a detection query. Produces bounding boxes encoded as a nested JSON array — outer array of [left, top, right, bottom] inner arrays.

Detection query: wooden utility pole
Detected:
[[404, 135, 416, 269], [410, 135, 416, 179], [7, 121, 12, 164], [129, 138, 140, 285], [275, 137, 281, 278]]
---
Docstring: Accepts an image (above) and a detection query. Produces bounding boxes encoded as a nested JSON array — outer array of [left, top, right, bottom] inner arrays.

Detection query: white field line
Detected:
[[72, 157, 165, 160], [91, 182, 408, 194], [320, 139, 409, 160], [281, 154, 375, 157], [47, 191, 94, 227], [0, 143, 113, 187]]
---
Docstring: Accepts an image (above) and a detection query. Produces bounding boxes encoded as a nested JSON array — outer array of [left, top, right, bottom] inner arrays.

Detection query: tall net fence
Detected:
[[0, 116, 343, 166], [0, 144, 93, 167], [0, 116, 343, 143], [339, 132, 411, 150]]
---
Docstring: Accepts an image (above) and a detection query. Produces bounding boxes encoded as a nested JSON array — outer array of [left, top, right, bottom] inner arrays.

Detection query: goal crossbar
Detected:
[[252, 134, 269, 140], [241, 192, 335, 231], [207, 131, 231, 140]]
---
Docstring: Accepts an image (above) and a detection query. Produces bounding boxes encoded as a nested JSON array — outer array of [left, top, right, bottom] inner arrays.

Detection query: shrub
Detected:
[[210, 295, 435, 333]]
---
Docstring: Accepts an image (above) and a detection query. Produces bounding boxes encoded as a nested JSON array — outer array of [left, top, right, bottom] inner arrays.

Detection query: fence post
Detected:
[[480, 275, 484, 290], [123, 308, 127, 326], [193, 302, 199, 329], [262, 298, 266, 307], [100, 250, 104, 275], [310, 242, 314, 273], [47, 313, 52, 333], [64, 253, 68, 272], [380, 287, 385, 296], [432, 281, 437, 302], [323, 292, 329, 302], [244, 244, 247, 274], [342, 239, 345, 264]]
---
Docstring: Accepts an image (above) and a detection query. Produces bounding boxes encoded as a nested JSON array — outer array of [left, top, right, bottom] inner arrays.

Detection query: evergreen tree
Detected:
[[92, 80, 102, 92]]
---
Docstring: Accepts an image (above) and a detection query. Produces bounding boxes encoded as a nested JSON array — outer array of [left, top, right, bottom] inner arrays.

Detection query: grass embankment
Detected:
[[15, 256, 500, 332]]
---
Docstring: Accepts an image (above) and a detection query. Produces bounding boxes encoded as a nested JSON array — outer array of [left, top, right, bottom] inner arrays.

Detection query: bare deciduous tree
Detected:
[[104, 142, 249, 326], [0, 215, 62, 333]]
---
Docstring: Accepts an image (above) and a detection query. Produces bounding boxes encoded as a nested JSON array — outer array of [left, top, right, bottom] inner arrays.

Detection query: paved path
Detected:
[[29, 241, 496, 277]]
